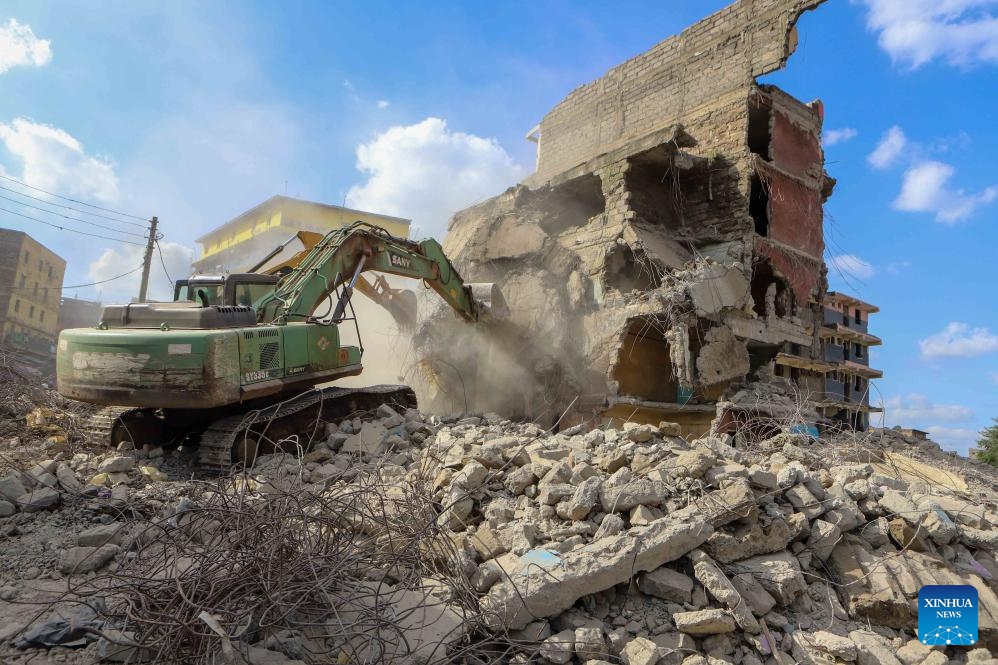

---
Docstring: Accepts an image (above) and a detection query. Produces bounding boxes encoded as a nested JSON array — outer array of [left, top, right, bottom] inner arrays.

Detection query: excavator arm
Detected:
[[255, 222, 501, 326]]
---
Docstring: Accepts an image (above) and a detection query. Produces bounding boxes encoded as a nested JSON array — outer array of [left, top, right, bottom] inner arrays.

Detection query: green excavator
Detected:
[[56, 222, 505, 467]]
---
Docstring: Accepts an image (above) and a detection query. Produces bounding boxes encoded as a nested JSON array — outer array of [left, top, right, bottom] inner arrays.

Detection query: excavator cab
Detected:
[[174, 274, 280, 308]]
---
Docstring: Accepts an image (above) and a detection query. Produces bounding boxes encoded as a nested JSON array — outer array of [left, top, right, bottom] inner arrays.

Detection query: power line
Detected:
[[0, 205, 146, 246], [0, 192, 148, 238], [0, 182, 148, 228], [0, 172, 148, 222], [155, 239, 175, 285], [0, 264, 144, 292]]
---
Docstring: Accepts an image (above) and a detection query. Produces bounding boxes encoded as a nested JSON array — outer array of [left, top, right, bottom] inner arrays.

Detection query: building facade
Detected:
[[775, 291, 882, 430], [0, 228, 66, 357], [194, 196, 411, 273]]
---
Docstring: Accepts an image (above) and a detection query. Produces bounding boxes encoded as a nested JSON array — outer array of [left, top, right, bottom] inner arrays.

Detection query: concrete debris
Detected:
[[482, 516, 712, 630], [57, 544, 120, 575], [2, 389, 998, 665], [672, 609, 737, 635], [638, 566, 695, 604]]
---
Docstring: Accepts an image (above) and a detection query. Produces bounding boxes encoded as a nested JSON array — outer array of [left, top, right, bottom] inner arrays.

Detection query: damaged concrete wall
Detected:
[[528, 0, 825, 186], [414, 0, 835, 433]]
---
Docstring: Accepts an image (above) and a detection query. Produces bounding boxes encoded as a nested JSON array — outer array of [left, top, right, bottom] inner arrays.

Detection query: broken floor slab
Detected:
[[481, 516, 712, 630]]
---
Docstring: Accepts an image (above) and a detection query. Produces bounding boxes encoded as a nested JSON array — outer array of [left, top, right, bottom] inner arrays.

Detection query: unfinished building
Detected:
[[416, 0, 843, 436], [776, 291, 883, 431]]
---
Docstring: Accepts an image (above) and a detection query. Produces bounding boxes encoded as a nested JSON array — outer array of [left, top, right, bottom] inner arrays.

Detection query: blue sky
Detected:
[[1, 1, 997, 453]]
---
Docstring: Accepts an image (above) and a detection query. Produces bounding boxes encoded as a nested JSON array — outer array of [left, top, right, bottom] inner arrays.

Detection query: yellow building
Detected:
[[0, 228, 66, 357], [194, 195, 411, 273]]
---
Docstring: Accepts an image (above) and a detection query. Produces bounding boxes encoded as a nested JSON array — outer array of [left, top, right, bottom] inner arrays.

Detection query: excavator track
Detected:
[[198, 384, 417, 470], [83, 385, 417, 471], [85, 406, 143, 447]]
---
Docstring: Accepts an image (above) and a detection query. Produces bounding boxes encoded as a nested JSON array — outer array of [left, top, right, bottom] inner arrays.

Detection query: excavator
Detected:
[[56, 222, 506, 467]]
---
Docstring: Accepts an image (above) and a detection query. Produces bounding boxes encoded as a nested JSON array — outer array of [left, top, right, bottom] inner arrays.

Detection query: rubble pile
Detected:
[[419, 416, 998, 664], [1, 398, 997, 665]]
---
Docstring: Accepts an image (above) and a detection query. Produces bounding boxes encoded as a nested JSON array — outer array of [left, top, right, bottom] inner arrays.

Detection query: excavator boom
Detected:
[[257, 222, 491, 325]]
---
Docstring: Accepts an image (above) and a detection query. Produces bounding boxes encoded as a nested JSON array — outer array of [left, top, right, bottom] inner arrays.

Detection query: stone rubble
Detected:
[[409, 413, 998, 665], [0, 399, 996, 665]]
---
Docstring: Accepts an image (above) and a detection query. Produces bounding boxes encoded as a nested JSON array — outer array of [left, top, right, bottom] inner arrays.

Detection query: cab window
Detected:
[[233, 282, 275, 307]]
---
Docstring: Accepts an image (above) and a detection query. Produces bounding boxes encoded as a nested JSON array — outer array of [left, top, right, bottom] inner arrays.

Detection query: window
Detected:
[[854, 308, 861, 324], [750, 176, 769, 236], [38, 259, 43, 271], [40, 311, 45, 323], [855, 343, 864, 359], [29, 305, 34, 318], [23, 251, 30, 264], [18, 274, 25, 288], [13, 299, 20, 312], [47, 265, 52, 279]]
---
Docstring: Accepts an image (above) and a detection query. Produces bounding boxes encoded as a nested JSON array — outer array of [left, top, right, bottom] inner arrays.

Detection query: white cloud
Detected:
[[886, 260, 911, 274], [88, 239, 195, 304], [881, 393, 974, 423], [823, 127, 858, 146], [924, 426, 979, 455], [859, 0, 998, 69], [868, 125, 908, 169], [826, 254, 875, 280], [0, 18, 51, 74], [377, 100, 390, 109], [0, 117, 119, 203], [893, 160, 998, 223], [346, 117, 525, 239], [919, 321, 998, 359]]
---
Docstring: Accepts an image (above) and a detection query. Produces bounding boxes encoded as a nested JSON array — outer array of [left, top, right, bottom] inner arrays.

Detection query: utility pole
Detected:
[[138, 216, 159, 303]]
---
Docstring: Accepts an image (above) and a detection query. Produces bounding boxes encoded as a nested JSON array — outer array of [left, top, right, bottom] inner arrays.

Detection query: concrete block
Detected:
[[672, 609, 737, 635], [638, 566, 694, 604], [482, 516, 711, 630]]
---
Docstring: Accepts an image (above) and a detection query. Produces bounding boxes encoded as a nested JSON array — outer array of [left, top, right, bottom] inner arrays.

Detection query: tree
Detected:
[[974, 419, 998, 466]]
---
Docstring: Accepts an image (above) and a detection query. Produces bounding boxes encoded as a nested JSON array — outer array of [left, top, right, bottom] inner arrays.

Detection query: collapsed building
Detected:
[[416, 0, 876, 436]]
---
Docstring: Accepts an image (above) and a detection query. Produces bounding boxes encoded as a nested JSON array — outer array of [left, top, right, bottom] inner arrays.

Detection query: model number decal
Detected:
[[287, 365, 306, 376], [389, 253, 412, 269], [243, 369, 271, 382]]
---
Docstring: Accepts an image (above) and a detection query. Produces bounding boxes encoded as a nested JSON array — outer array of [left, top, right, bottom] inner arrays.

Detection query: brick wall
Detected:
[[532, 0, 825, 184]]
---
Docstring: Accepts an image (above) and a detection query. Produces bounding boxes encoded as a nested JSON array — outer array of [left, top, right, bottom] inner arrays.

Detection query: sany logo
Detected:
[[390, 253, 412, 269], [316, 336, 330, 351]]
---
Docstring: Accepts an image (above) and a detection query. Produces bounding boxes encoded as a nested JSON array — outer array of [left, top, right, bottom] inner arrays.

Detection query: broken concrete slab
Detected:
[[341, 421, 389, 457], [15, 487, 59, 512], [621, 636, 660, 665], [806, 520, 842, 562], [482, 516, 712, 630], [0, 472, 27, 501], [723, 551, 807, 605], [704, 519, 793, 564], [849, 630, 904, 665], [690, 550, 760, 633], [97, 456, 136, 473], [672, 609, 737, 635], [78, 523, 127, 548], [637, 566, 694, 604], [729, 573, 776, 616], [58, 544, 120, 574]]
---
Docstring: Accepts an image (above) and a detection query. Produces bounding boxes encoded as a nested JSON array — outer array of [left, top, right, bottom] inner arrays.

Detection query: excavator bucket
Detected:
[[354, 275, 419, 331], [468, 282, 509, 319]]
